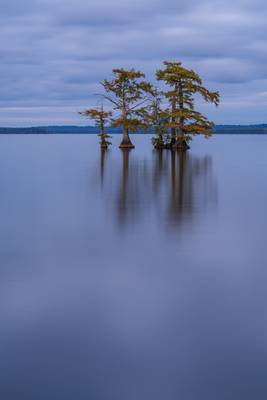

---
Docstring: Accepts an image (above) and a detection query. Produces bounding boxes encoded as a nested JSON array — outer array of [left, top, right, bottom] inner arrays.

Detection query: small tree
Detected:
[[156, 61, 220, 150], [101, 68, 154, 149], [79, 107, 112, 148]]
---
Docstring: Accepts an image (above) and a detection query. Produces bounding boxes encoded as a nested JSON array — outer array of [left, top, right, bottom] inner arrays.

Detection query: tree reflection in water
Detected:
[[167, 150, 217, 229], [98, 148, 217, 232], [99, 147, 110, 187]]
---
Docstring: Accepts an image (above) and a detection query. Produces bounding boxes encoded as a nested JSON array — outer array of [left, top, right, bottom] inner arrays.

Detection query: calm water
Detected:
[[0, 134, 267, 399]]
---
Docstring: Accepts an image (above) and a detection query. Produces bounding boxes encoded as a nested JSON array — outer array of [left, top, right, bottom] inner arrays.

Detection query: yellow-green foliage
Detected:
[[156, 61, 220, 145], [80, 62, 220, 150], [101, 68, 154, 134], [79, 107, 112, 146]]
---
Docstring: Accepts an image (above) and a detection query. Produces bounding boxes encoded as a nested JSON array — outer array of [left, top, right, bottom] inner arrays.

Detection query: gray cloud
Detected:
[[1, 0, 267, 125]]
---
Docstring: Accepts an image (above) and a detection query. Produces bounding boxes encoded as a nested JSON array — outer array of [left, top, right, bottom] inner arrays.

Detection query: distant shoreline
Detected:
[[1, 125, 267, 135]]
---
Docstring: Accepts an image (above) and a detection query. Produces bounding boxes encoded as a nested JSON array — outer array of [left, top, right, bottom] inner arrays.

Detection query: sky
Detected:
[[1, 0, 267, 126]]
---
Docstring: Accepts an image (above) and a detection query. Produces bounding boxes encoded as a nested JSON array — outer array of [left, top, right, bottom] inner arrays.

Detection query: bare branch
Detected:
[[129, 97, 151, 111], [95, 93, 120, 108]]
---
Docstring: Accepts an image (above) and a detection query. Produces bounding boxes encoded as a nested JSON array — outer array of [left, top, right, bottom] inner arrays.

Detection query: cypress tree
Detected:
[[156, 61, 220, 150], [101, 68, 153, 149], [79, 107, 112, 148]]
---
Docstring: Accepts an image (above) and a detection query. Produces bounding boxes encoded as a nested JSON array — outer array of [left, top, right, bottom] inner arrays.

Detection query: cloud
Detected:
[[1, 0, 267, 125]]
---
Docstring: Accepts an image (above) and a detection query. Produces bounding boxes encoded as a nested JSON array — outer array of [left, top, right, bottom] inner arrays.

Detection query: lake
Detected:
[[0, 134, 267, 399]]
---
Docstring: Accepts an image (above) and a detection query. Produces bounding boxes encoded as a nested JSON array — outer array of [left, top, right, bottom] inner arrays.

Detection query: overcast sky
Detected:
[[1, 0, 267, 126]]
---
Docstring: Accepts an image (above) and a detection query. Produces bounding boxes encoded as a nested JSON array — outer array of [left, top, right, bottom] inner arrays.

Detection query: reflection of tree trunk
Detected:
[[100, 148, 107, 186], [178, 151, 186, 208], [97, 147, 216, 233], [152, 149, 164, 194], [118, 149, 131, 222], [169, 151, 189, 222], [122, 149, 129, 199], [171, 150, 176, 201], [171, 150, 186, 214], [158, 149, 163, 173]]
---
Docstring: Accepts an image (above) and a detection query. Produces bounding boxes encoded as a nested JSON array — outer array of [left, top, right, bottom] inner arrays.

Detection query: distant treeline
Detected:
[[215, 125, 267, 134], [0, 126, 121, 134], [1, 125, 267, 135]]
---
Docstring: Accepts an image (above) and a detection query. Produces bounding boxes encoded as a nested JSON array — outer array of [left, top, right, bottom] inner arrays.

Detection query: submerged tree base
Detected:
[[172, 142, 190, 151], [119, 137, 135, 149], [153, 143, 166, 150], [153, 142, 190, 151], [119, 143, 135, 149]]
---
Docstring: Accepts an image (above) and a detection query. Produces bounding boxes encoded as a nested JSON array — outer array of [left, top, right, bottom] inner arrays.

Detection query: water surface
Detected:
[[0, 134, 267, 399]]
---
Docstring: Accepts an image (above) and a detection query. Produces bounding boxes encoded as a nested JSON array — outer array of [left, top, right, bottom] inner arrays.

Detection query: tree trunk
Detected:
[[172, 81, 190, 151], [100, 122, 108, 148], [100, 142, 108, 149], [172, 128, 190, 151], [119, 127, 135, 149], [170, 97, 176, 146], [169, 133, 176, 147], [172, 137, 190, 151], [100, 134, 108, 148], [119, 105, 135, 149], [118, 148, 132, 225], [153, 128, 165, 149], [100, 147, 107, 185]]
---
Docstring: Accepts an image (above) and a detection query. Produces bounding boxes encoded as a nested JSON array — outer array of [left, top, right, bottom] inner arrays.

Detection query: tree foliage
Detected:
[[81, 61, 220, 151], [101, 68, 154, 148], [156, 61, 220, 149]]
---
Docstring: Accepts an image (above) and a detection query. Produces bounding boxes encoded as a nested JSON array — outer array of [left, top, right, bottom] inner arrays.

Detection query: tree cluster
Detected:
[[80, 61, 220, 151]]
